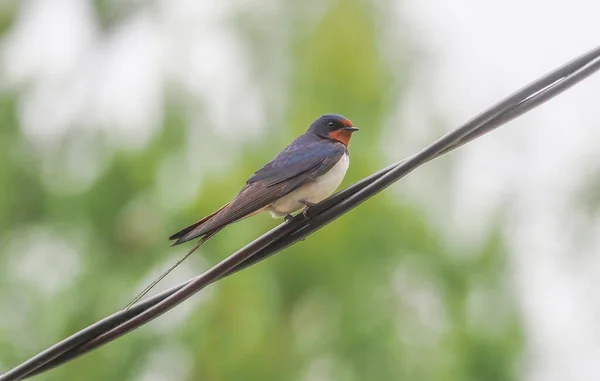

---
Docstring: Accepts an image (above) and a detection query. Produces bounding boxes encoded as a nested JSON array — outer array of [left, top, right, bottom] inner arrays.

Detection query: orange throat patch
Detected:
[[328, 130, 353, 146]]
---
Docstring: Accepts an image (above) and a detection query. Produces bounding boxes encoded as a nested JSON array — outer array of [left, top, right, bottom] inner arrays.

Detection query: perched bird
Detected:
[[125, 114, 358, 309], [169, 113, 359, 245]]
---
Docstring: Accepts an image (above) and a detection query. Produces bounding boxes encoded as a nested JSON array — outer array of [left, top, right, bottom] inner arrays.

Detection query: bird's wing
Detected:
[[168, 204, 228, 242], [169, 139, 346, 245], [246, 137, 346, 187]]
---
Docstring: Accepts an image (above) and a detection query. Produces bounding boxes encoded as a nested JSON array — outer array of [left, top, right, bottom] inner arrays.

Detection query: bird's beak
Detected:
[[341, 126, 359, 132]]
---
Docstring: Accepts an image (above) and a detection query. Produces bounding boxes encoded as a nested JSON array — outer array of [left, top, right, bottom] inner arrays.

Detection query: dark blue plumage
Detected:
[[125, 114, 359, 309], [247, 134, 345, 186], [169, 114, 358, 245]]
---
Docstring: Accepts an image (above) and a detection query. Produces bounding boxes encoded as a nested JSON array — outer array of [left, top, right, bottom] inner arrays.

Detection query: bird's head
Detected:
[[308, 114, 359, 146]]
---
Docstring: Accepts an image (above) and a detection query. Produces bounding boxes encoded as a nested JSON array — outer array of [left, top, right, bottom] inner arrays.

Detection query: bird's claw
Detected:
[[300, 199, 317, 218], [284, 214, 294, 223]]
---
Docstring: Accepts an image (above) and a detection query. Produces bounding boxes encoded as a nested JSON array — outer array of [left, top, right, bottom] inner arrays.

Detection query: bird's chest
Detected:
[[269, 153, 349, 217]]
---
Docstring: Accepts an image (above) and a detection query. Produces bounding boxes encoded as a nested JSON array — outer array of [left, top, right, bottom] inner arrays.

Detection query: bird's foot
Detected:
[[284, 214, 294, 223], [300, 199, 317, 217]]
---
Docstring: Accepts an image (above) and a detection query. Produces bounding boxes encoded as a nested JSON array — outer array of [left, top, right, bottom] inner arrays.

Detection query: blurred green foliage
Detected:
[[0, 1, 521, 380]]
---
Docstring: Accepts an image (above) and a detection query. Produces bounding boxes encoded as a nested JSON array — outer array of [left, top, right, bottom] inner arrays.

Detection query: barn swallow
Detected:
[[169, 114, 359, 246], [125, 114, 358, 308]]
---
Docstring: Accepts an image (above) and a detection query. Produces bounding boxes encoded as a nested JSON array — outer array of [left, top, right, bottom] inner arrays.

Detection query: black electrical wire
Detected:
[[3, 43, 600, 381]]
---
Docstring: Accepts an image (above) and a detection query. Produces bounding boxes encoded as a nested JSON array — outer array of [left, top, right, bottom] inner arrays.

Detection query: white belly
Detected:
[[269, 153, 349, 217]]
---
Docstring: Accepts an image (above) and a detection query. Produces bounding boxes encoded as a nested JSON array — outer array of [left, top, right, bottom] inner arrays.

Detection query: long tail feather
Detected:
[[123, 228, 222, 310]]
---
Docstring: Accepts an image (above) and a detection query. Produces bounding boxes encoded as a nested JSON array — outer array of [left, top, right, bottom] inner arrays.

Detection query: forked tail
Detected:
[[123, 227, 222, 310], [169, 204, 229, 245]]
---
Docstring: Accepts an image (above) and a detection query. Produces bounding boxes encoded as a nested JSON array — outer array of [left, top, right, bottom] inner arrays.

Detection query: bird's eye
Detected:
[[327, 122, 335, 127]]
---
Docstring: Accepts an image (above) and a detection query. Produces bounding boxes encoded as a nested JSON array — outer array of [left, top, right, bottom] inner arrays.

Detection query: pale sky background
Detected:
[[395, 2, 600, 381], [2, 1, 600, 380]]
